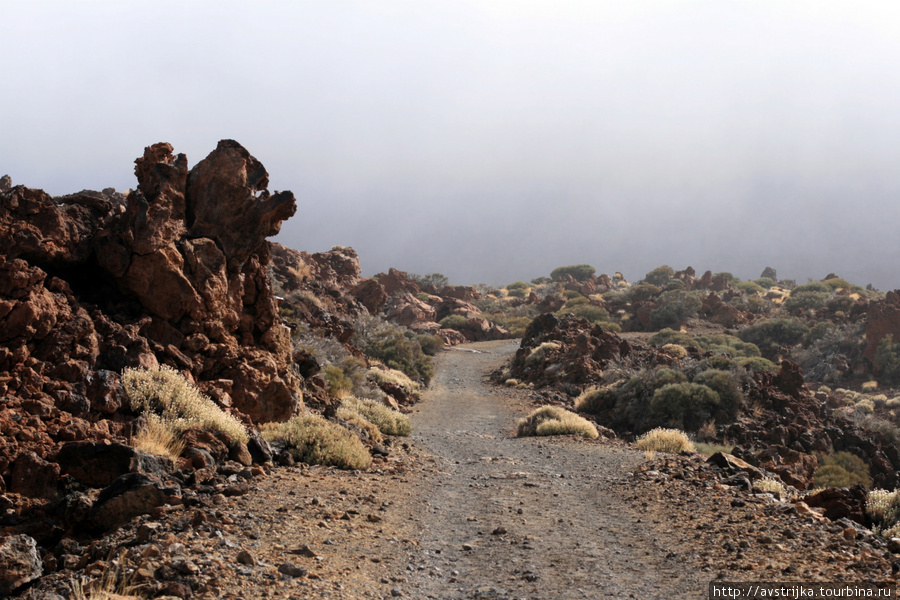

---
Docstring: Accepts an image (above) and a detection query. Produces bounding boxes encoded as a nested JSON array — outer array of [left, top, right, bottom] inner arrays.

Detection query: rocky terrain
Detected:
[[10, 341, 899, 600], [4, 143, 900, 598]]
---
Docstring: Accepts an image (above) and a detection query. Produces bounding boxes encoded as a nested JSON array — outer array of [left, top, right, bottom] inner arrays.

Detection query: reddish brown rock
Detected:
[[864, 290, 900, 362], [384, 293, 436, 328], [375, 268, 421, 296], [699, 293, 749, 328], [350, 279, 389, 314], [441, 285, 481, 302]]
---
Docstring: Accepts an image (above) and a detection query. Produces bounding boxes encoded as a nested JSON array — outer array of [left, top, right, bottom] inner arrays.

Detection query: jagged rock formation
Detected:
[[864, 290, 900, 362]]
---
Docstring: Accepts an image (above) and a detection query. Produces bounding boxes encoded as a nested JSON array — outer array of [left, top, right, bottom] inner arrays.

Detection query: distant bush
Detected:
[[737, 281, 765, 295], [661, 344, 688, 358], [737, 318, 809, 357], [550, 264, 596, 282], [560, 303, 610, 324], [507, 281, 530, 297], [627, 283, 661, 303], [695, 334, 761, 358], [531, 276, 552, 285], [439, 314, 469, 331], [792, 281, 831, 294], [410, 272, 449, 289], [123, 365, 249, 445], [339, 397, 411, 436], [735, 356, 779, 373], [261, 414, 371, 470], [824, 277, 851, 290], [517, 405, 598, 439], [783, 291, 829, 314], [417, 334, 444, 356], [649, 382, 720, 432], [563, 290, 584, 299], [648, 290, 702, 330], [814, 451, 872, 488], [644, 265, 675, 287], [649, 328, 695, 348], [354, 316, 435, 385], [753, 277, 775, 289], [635, 427, 695, 453]]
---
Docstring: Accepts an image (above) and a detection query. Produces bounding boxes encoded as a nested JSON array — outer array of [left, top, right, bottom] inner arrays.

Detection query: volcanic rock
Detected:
[[0, 534, 42, 596]]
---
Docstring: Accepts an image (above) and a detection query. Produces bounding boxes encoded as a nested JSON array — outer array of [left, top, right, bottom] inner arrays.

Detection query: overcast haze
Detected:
[[3, 1, 899, 289]]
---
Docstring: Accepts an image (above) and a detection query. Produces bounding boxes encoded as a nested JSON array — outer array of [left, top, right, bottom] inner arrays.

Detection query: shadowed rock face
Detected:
[[0, 140, 301, 487]]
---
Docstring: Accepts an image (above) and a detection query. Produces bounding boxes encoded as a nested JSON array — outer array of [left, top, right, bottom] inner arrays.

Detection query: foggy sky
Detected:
[[3, 1, 900, 289]]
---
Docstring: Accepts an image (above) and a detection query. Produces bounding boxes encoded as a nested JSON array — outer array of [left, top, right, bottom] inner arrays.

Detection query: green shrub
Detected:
[[661, 344, 687, 358], [574, 386, 616, 414], [339, 397, 411, 436], [693, 369, 742, 422], [783, 291, 829, 313], [410, 272, 449, 289], [354, 317, 435, 385], [627, 283, 661, 303], [644, 265, 675, 287], [753, 277, 775, 289], [792, 281, 831, 294], [649, 328, 695, 347], [324, 364, 354, 398], [531, 276, 552, 285], [439, 314, 469, 330], [561, 304, 609, 324], [517, 406, 598, 439], [814, 451, 872, 488], [648, 290, 702, 330], [563, 290, 584, 299], [649, 382, 720, 432], [261, 414, 372, 469], [737, 318, 809, 357], [635, 427, 695, 453], [417, 334, 445, 356], [550, 264, 596, 282], [694, 334, 761, 358], [735, 356, 779, 373], [737, 281, 765, 295], [123, 365, 249, 445]]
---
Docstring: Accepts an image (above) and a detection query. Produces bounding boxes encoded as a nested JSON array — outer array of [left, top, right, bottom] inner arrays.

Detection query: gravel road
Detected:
[[398, 339, 706, 599]]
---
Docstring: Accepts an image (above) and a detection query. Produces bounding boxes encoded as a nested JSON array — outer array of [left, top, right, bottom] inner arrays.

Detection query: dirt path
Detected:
[[393, 339, 705, 599]]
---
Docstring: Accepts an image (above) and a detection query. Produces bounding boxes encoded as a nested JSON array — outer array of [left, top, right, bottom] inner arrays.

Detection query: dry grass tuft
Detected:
[[661, 343, 688, 359], [517, 406, 599, 439], [123, 365, 249, 444], [335, 407, 384, 445], [339, 397, 411, 436], [130, 414, 185, 461], [261, 414, 372, 470], [635, 428, 695, 454], [525, 342, 562, 365], [367, 367, 421, 397], [753, 477, 792, 499]]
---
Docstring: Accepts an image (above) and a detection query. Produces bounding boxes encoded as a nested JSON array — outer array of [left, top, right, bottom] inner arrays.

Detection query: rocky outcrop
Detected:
[[699, 292, 749, 327], [375, 268, 420, 296], [1, 140, 301, 427], [864, 290, 900, 362]]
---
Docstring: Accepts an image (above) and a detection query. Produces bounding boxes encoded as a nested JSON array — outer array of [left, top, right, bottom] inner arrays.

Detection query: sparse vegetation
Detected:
[[123, 364, 249, 445], [439, 314, 469, 330], [814, 451, 872, 488], [517, 406, 599, 439], [353, 316, 435, 385], [131, 414, 185, 461], [261, 414, 372, 470], [339, 397, 411, 436], [550, 264, 596, 282], [635, 428, 695, 453]]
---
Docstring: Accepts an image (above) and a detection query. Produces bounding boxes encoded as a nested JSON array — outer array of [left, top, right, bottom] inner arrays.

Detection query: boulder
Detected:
[[10, 452, 60, 500], [384, 293, 436, 328], [57, 441, 172, 487], [0, 534, 42, 596], [864, 290, 900, 362], [90, 472, 167, 529], [800, 486, 867, 525], [350, 278, 388, 314]]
